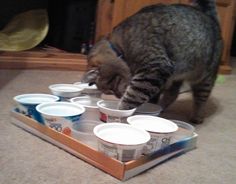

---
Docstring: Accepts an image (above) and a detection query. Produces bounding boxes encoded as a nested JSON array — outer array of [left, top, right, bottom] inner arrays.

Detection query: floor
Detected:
[[0, 59, 236, 184]]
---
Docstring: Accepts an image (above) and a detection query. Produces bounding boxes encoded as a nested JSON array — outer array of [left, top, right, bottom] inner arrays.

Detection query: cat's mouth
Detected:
[[96, 76, 125, 98], [81, 69, 127, 99]]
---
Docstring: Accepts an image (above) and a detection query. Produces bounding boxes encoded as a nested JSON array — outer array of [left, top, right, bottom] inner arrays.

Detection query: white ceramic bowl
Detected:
[[49, 84, 83, 99], [93, 123, 150, 161], [13, 93, 59, 124], [71, 120, 101, 148], [73, 82, 102, 97], [36, 102, 85, 135], [97, 100, 136, 123], [70, 96, 101, 121], [127, 115, 178, 154]]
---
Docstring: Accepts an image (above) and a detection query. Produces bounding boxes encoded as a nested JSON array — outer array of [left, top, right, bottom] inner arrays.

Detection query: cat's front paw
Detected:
[[118, 101, 137, 110], [190, 116, 204, 124]]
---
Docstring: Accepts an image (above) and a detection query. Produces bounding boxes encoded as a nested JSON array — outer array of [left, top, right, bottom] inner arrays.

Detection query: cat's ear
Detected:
[[81, 69, 99, 85]]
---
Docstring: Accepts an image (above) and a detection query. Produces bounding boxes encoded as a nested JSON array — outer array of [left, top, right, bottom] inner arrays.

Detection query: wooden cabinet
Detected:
[[215, 0, 236, 73], [96, 0, 236, 74], [96, 0, 179, 40]]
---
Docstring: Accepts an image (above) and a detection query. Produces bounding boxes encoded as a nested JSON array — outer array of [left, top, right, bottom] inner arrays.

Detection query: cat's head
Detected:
[[81, 39, 131, 98]]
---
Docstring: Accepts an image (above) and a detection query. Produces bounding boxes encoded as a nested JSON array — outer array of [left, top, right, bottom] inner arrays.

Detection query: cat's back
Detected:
[[116, 3, 221, 57], [114, 3, 222, 80], [124, 3, 218, 31]]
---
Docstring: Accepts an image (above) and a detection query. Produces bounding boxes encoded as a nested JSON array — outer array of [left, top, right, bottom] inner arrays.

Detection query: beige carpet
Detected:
[[0, 61, 236, 184]]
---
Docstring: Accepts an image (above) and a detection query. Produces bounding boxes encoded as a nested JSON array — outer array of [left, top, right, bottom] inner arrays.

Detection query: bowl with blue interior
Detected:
[[36, 101, 85, 135], [14, 93, 59, 124]]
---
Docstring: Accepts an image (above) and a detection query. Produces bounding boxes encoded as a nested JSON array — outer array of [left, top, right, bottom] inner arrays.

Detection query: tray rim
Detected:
[[11, 110, 197, 181]]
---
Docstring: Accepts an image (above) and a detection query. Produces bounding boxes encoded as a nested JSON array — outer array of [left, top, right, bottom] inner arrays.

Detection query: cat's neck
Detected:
[[107, 40, 123, 59], [107, 31, 125, 59]]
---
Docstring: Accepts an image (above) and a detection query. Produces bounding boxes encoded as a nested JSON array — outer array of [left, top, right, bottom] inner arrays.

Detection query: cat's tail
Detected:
[[194, 0, 219, 22]]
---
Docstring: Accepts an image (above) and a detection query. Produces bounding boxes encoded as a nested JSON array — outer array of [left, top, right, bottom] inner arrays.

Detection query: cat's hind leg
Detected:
[[190, 38, 222, 124], [190, 75, 216, 124], [159, 81, 183, 110]]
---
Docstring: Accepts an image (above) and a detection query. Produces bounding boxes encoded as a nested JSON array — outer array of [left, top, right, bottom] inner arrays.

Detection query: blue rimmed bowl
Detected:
[[13, 93, 60, 124], [36, 102, 85, 135]]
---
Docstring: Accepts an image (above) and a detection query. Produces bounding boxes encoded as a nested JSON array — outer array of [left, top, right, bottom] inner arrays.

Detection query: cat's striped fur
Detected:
[[82, 0, 223, 124]]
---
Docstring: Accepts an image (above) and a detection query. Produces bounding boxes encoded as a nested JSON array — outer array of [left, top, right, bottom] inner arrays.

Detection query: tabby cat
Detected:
[[82, 0, 223, 124]]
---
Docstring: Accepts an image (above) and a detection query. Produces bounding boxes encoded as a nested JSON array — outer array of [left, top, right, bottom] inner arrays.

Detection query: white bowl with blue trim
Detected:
[[49, 84, 83, 100], [127, 115, 178, 154], [93, 123, 151, 161], [13, 93, 60, 124], [36, 102, 85, 135]]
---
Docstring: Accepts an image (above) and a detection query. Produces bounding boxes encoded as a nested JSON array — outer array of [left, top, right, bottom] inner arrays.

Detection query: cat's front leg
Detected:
[[118, 68, 172, 110], [118, 85, 151, 110]]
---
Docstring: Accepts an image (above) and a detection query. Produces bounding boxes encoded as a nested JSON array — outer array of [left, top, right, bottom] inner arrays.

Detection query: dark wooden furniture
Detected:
[[1, 0, 235, 73]]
